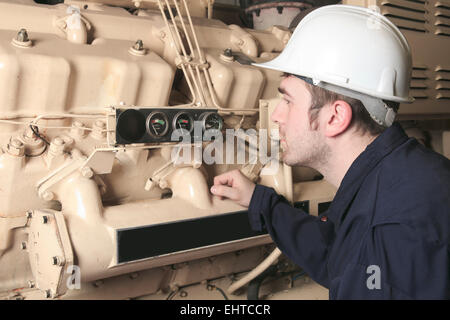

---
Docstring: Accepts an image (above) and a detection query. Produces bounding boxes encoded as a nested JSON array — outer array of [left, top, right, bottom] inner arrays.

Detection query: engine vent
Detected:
[[410, 65, 429, 99], [380, 0, 427, 32], [435, 65, 450, 99], [435, 0, 450, 37]]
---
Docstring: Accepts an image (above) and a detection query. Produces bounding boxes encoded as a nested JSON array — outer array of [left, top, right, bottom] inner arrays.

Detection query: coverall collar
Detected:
[[327, 122, 410, 228]]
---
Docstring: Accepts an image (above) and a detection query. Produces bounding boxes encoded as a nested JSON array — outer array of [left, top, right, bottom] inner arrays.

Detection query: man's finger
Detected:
[[210, 185, 238, 201], [214, 172, 234, 187]]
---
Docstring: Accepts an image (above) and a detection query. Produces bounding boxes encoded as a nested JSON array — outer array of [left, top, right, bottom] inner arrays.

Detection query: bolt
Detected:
[[223, 48, 232, 57], [81, 166, 94, 179], [7, 138, 25, 156], [73, 121, 83, 128], [10, 139, 23, 148], [16, 29, 29, 43], [71, 121, 86, 138], [133, 39, 144, 51], [21, 242, 27, 250], [53, 137, 64, 146], [207, 284, 214, 291], [238, 39, 244, 46], [52, 256, 65, 266], [45, 290, 52, 299], [62, 135, 74, 145], [129, 272, 139, 279], [94, 120, 106, 128], [179, 290, 188, 298], [169, 284, 179, 292], [42, 191, 54, 201], [93, 280, 104, 288], [42, 215, 48, 224], [159, 180, 168, 189], [28, 280, 35, 288], [91, 120, 106, 140], [49, 137, 65, 156], [26, 210, 33, 219]]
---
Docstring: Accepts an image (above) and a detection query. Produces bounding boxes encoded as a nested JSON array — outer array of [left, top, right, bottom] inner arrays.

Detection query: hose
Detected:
[[227, 247, 282, 294], [246, 264, 278, 300]]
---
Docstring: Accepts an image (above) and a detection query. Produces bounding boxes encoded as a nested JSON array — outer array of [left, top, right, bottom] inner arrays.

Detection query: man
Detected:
[[210, 5, 450, 299]]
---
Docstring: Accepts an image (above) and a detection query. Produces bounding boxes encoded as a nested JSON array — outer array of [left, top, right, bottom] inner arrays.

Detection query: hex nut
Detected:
[[42, 191, 54, 201], [16, 29, 29, 42], [71, 121, 86, 137], [49, 137, 65, 156], [52, 256, 65, 266], [179, 290, 188, 298], [94, 120, 106, 129], [133, 39, 144, 51], [129, 272, 139, 279], [129, 39, 146, 56], [91, 120, 106, 139], [81, 166, 94, 179], [7, 139, 25, 156], [45, 290, 52, 299], [12, 28, 32, 48], [53, 137, 64, 146]]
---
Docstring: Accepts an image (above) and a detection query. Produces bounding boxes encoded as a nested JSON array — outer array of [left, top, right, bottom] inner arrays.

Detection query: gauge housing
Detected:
[[115, 107, 223, 144]]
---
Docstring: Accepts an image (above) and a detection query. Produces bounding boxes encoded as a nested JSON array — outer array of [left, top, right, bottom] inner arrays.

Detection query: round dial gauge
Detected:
[[173, 112, 194, 133], [116, 109, 146, 143], [200, 112, 223, 132], [146, 112, 169, 138]]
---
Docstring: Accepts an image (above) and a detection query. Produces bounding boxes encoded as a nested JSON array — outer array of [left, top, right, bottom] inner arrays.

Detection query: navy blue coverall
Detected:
[[248, 122, 450, 299]]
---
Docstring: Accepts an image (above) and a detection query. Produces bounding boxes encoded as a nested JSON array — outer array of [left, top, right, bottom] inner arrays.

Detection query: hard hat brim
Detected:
[[252, 61, 415, 104]]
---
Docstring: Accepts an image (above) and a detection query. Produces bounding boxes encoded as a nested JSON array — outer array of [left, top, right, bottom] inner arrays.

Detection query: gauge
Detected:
[[146, 111, 169, 138], [172, 112, 194, 134], [200, 112, 223, 132], [116, 109, 146, 143]]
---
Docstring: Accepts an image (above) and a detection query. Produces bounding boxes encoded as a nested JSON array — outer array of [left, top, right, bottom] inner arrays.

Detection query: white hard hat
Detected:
[[254, 4, 414, 127]]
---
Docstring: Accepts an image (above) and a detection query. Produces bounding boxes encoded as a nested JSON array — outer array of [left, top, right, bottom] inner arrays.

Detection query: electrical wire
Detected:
[[166, 289, 179, 300], [207, 284, 229, 300], [29, 124, 50, 145]]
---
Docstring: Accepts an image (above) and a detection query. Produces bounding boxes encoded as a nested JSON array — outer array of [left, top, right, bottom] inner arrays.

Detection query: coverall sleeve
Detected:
[[248, 185, 333, 288], [330, 222, 450, 299]]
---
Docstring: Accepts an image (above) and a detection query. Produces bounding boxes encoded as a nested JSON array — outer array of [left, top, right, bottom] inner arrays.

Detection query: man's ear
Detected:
[[323, 100, 353, 137]]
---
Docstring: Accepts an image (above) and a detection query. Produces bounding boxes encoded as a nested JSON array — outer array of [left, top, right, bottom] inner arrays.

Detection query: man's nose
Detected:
[[271, 103, 285, 125]]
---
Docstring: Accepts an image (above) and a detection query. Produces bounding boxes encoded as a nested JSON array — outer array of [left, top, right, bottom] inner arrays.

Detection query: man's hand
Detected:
[[210, 169, 256, 207]]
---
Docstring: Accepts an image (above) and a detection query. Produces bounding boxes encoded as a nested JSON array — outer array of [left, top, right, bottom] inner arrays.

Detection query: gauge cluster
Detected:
[[115, 108, 223, 145]]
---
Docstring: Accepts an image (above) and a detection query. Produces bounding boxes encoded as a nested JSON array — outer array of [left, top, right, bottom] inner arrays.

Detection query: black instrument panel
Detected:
[[115, 107, 223, 145]]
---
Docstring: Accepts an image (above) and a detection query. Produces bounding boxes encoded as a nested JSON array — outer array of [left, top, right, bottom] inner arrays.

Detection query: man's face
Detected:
[[271, 76, 329, 167]]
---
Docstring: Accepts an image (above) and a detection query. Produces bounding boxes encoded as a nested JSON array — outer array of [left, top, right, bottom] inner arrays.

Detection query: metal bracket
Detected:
[[26, 210, 74, 299]]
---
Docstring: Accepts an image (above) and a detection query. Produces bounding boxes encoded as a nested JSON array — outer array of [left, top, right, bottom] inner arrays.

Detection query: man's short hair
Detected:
[[284, 74, 399, 136]]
